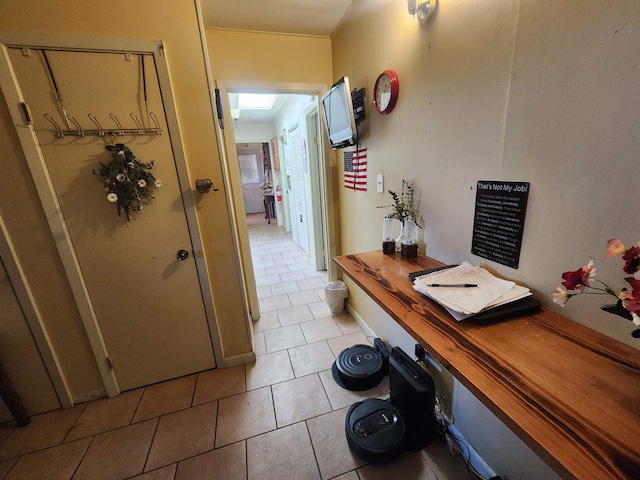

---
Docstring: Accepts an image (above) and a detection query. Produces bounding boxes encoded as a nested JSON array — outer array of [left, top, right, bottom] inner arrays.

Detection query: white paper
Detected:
[[413, 262, 516, 314], [414, 286, 532, 322]]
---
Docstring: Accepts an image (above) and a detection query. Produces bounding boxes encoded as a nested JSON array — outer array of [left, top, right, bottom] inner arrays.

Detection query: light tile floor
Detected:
[[0, 213, 470, 480]]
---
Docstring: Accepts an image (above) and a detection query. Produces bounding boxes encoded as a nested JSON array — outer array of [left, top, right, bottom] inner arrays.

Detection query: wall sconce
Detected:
[[407, 0, 437, 24]]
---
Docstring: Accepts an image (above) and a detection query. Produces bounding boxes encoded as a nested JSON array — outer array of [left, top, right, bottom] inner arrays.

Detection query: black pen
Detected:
[[425, 283, 478, 288]]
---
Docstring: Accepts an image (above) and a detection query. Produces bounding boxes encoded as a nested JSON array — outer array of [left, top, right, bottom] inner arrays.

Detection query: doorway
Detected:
[[216, 82, 332, 322], [1, 39, 220, 395]]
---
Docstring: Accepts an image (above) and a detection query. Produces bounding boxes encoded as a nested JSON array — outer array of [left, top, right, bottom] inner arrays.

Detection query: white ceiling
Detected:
[[202, 0, 356, 37]]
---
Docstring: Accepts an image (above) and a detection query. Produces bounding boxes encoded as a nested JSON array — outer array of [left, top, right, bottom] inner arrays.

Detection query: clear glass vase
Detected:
[[402, 218, 416, 245], [382, 215, 396, 254], [382, 215, 394, 242]]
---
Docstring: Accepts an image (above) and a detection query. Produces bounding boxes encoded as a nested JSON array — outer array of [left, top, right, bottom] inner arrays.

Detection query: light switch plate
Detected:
[[377, 174, 384, 193]]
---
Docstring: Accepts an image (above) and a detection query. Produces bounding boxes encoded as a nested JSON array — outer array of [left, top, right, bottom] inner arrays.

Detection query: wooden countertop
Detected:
[[333, 251, 640, 480]]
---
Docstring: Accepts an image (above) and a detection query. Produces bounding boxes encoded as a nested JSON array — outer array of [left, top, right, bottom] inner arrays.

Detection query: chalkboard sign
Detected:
[[471, 181, 530, 269]]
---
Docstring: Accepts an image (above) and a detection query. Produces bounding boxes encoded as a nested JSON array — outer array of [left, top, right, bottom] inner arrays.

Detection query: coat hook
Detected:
[[109, 113, 124, 135], [130, 113, 144, 135], [44, 114, 64, 138], [65, 114, 84, 137], [88, 114, 105, 137], [149, 112, 161, 134]]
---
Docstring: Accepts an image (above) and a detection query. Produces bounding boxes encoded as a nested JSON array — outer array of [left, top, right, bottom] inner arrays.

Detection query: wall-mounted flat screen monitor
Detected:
[[321, 76, 358, 150]]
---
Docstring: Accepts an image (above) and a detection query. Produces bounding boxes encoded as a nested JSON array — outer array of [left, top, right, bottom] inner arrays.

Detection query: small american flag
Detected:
[[344, 148, 367, 191]]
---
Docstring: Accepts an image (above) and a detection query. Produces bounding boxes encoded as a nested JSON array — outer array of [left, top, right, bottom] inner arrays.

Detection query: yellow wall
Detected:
[[207, 29, 332, 84], [0, 0, 251, 405]]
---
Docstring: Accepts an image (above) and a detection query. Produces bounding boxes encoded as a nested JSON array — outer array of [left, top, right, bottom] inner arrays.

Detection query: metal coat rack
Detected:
[[36, 48, 162, 139], [43, 112, 162, 139]]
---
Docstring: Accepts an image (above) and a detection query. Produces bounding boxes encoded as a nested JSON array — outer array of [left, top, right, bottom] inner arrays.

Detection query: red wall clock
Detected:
[[373, 70, 399, 115]]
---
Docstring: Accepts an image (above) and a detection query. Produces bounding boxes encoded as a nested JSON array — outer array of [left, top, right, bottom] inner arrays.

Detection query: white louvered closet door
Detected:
[[289, 125, 309, 254]]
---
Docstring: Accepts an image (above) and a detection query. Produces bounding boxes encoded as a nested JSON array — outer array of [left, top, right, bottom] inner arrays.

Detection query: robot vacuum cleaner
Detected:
[[345, 398, 406, 464], [331, 339, 390, 391], [344, 346, 436, 463]]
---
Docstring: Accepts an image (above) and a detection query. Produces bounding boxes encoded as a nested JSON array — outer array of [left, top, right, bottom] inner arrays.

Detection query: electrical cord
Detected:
[[443, 429, 487, 480], [434, 395, 453, 428], [434, 395, 497, 480]]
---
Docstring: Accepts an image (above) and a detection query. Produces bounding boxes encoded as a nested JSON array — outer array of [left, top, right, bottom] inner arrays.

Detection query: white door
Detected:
[[289, 125, 309, 254], [237, 146, 264, 214], [5, 47, 215, 391]]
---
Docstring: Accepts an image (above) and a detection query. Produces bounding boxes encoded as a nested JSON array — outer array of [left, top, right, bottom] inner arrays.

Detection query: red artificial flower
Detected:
[[622, 246, 640, 275], [561, 260, 595, 291], [620, 280, 640, 315], [561, 269, 585, 290], [552, 240, 640, 337]]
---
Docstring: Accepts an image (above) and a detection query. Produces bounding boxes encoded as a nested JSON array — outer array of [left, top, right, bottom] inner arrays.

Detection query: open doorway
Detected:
[[216, 82, 332, 322], [231, 91, 325, 261]]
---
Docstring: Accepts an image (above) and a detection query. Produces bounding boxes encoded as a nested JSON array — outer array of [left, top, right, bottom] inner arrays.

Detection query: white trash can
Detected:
[[325, 280, 348, 314]]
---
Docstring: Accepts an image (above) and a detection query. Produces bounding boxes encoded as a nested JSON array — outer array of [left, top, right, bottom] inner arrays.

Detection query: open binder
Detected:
[[410, 264, 540, 323]]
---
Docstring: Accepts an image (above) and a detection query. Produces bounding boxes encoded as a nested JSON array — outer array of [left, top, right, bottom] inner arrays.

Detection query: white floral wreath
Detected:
[[93, 143, 161, 221]]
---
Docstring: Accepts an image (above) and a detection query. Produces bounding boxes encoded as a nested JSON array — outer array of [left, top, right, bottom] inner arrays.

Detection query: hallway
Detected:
[[0, 213, 470, 479]]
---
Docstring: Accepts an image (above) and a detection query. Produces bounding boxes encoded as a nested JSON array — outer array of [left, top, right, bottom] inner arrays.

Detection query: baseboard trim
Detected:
[[74, 389, 108, 404], [346, 302, 378, 338], [223, 351, 256, 368]]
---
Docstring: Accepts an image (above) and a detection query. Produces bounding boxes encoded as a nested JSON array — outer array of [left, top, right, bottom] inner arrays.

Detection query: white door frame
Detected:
[[0, 34, 224, 398], [305, 107, 327, 271], [214, 81, 336, 321], [0, 217, 72, 408]]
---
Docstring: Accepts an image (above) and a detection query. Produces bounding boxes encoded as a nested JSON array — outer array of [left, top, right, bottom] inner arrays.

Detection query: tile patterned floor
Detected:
[[0, 213, 470, 480]]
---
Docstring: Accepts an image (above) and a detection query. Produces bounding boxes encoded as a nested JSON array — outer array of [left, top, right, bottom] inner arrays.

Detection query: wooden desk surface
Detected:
[[334, 251, 640, 480]]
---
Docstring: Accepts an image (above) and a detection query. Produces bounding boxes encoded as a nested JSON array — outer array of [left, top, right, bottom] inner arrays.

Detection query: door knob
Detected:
[[176, 249, 189, 261], [195, 178, 218, 193]]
